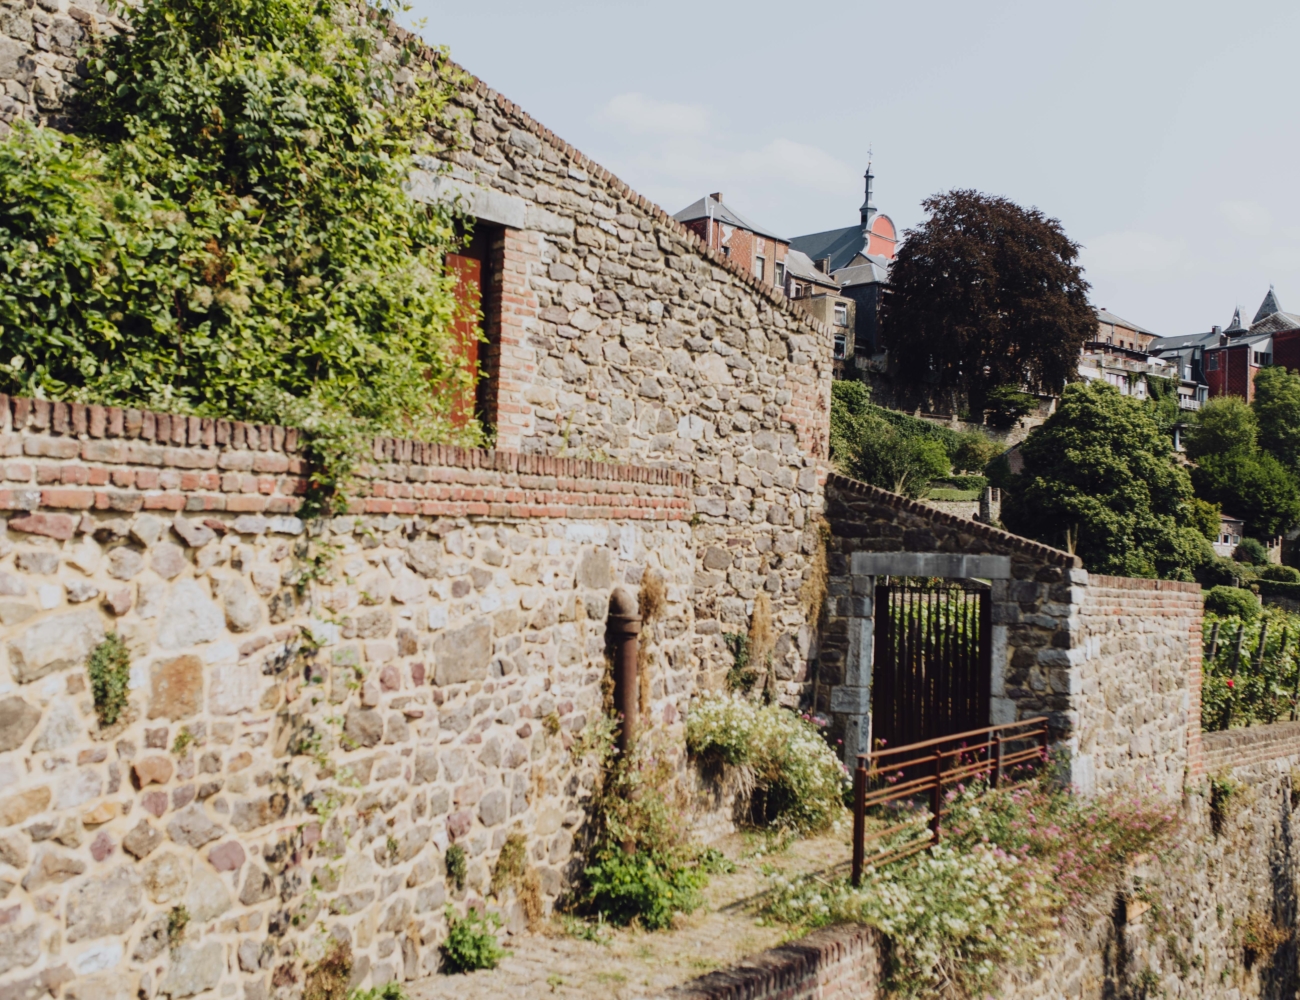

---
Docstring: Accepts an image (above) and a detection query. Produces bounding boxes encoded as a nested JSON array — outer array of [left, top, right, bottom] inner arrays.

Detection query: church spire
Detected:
[[860, 155, 876, 232]]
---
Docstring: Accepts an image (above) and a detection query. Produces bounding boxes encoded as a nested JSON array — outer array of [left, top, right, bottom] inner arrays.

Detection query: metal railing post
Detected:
[[992, 732, 1003, 788], [851, 757, 868, 886], [930, 750, 943, 845]]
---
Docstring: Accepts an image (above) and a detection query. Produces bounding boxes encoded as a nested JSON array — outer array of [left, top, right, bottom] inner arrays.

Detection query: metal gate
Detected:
[[871, 579, 991, 752]]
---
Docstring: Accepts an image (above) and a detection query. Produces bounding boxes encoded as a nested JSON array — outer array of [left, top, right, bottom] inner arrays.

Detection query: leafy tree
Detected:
[[1001, 381, 1211, 579], [1253, 365, 1300, 470], [1233, 537, 1270, 565], [1183, 394, 1300, 541], [882, 190, 1095, 418], [1188, 497, 1221, 541], [984, 385, 1037, 429], [1185, 397, 1257, 460], [1191, 451, 1300, 541], [0, 0, 475, 510]]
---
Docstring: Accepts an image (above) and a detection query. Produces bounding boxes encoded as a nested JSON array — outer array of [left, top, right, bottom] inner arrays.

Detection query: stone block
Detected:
[[432, 618, 493, 686], [6, 609, 104, 684], [157, 579, 223, 648], [65, 865, 143, 942], [160, 941, 223, 999], [0, 697, 40, 752], [149, 654, 203, 721]]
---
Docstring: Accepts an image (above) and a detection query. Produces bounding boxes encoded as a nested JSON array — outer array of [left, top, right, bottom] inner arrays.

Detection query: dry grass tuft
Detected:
[[302, 943, 352, 1000], [493, 831, 544, 930], [797, 518, 830, 623]]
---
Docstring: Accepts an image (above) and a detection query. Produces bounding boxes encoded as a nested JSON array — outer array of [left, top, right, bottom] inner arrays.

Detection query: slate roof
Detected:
[[832, 254, 891, 288], [1146, 330, 1221, 354], [1249, 311, 1300, 335], [788, 225, 866, 273], [1096, 308, 1156, 337], [672, 194, 786, 243], [783, 248, 839, 288], [1254, 287, 1284, 325]]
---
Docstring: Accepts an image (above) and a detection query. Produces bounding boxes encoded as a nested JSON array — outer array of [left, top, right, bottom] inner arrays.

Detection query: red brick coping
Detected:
[[0, 395, 692, 526]]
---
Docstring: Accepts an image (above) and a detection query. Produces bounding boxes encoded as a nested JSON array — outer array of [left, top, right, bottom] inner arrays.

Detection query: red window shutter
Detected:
[[445, 252, 481, 428]]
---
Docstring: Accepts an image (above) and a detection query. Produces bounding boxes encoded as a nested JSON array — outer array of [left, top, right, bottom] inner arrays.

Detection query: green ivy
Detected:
[[0, 0, 480, 513], [87, 632, 131, 726]]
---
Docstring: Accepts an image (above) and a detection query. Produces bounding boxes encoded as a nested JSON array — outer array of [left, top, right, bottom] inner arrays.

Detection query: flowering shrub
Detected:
[[685, 694, 849, 833], [764, 774, 1177, 998]]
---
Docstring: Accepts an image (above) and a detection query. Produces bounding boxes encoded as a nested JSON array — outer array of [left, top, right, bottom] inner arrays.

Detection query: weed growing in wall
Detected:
[[491, 832, 542, 929], [763, 772, 1176, 998], [439, 906, 507, 973], [444, 844, 467, 893], [86, 632, 131, 727]]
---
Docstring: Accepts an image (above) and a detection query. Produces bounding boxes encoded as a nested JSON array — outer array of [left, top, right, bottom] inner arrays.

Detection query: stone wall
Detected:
[[0, 404, 711, 999], [1072, 575, 1204, 798]]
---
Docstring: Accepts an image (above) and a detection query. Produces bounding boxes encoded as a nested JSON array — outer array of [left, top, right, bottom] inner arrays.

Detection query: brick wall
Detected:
[[1202, 720, 1300, 773], [653, 924, 882, 1000]]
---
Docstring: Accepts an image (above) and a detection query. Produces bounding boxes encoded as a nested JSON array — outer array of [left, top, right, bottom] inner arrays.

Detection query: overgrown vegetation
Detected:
[[829, 381, 999, 498], [686, 694, 848, 834], [87, 632, 131, 726], [0, 0, 479, 513], [1201, 606, 1300, 730], [764, 771, 1176, 998], [440, 906, 507, 973], [576, 720, 722, 931]]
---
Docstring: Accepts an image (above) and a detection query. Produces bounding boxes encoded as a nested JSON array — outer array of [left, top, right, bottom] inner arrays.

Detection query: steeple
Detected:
[[859, 162, 876, 232], [1225, 307, 1246, 335], [1253, 285, 1283, 325]]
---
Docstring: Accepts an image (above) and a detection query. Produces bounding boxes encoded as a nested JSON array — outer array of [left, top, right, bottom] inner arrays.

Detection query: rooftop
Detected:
[[672, 194, 786, 243]]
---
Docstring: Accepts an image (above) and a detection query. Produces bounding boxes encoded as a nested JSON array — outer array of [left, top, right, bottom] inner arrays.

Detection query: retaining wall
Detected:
[[0, 404, 709, 1000]]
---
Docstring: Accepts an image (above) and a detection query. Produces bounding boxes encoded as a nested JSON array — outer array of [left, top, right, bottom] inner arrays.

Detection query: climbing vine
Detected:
[[0, 0, 480, 513]]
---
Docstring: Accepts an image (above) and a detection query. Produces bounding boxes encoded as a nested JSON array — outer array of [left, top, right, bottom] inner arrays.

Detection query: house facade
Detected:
[[672, 194, 790, 293]]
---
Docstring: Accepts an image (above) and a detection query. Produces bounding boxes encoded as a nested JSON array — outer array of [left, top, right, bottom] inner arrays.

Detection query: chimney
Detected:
[[709, 192, 723, 203], [815, 257, 830, 274]]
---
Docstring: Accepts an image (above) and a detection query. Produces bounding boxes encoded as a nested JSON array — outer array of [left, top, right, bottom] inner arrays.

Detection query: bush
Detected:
[[582, 849, 709, 932], [1204, 586, 1260, 620], [943, 474, 989, 492], [685, 695, 848, 834], [1234, 537, 1270, 565], [439, 907, 507, 974], [1260, 564, 1300, 583], [1196, 556, 1241, 589]]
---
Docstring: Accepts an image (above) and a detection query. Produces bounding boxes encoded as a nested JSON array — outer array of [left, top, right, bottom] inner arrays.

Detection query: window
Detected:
[[775, 261, 785, 285], [754, 256, 765, 281], [1206, 354, 1219, 371], [834, 303, 848, 327], [791, 283, 802, 299], [833, 333, 846, 359], [1253, 351, 1272, 366]]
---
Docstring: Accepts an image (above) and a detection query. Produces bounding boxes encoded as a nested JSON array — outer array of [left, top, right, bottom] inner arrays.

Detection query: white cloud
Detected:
[[597, 92, 710, 136], [1219, 199, 1272, 237], [743, 139, 861, 195], [1080, 231, 1189, 277], [1259, 246, 1300, 271]]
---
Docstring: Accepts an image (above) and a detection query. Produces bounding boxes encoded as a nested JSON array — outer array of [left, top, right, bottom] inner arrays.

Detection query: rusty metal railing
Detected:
[[850, 717, 1050, 885]]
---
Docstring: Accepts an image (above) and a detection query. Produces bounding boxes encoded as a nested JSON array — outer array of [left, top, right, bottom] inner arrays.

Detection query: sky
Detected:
[[400, 0, 1300, 337]]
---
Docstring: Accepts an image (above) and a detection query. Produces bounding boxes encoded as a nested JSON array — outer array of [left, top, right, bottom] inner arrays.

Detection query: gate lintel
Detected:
[[850, 552, 1012, 579]]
